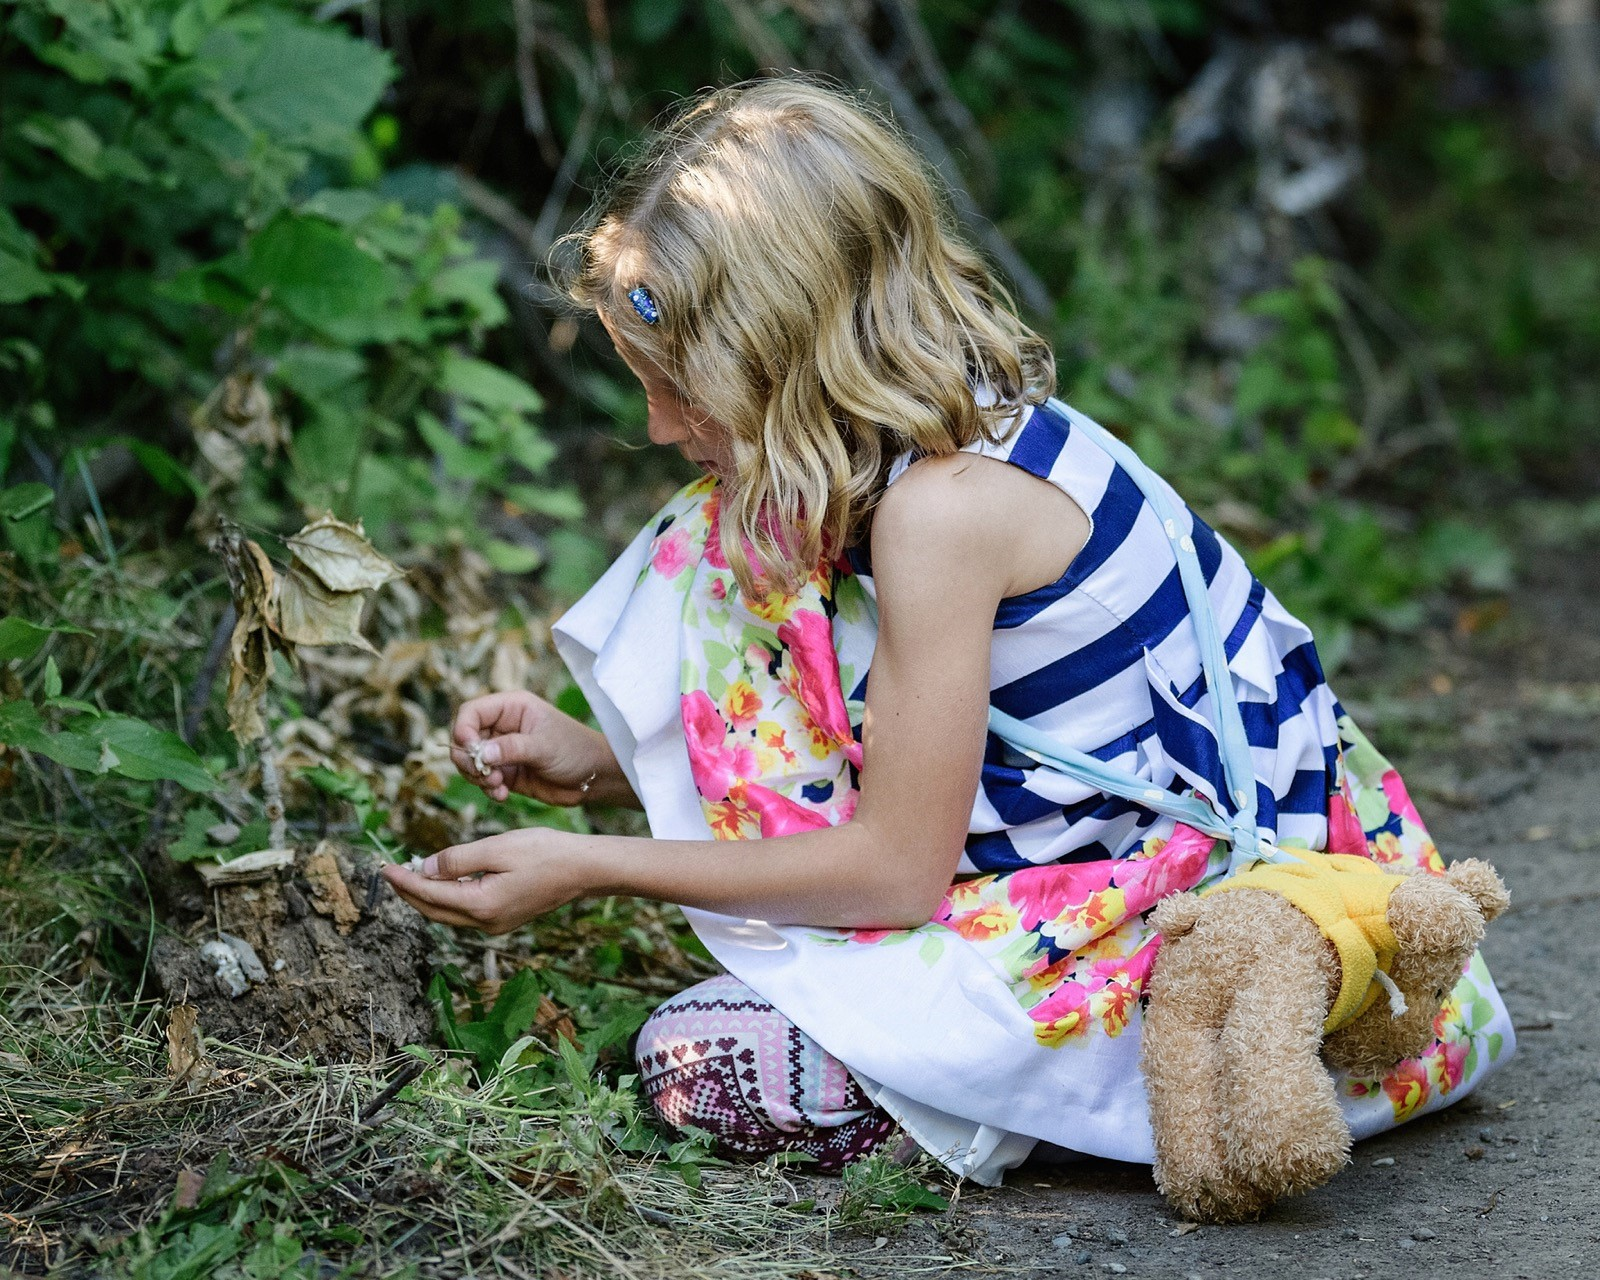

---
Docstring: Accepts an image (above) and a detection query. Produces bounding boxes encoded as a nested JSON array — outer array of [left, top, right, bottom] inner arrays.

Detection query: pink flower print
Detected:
[[710, 577, 727, 601], [1005, 861, 1118, 932], [733, 780, 832, 838], [1381, 1058, 1430, 1122], [1326, 789, 1367, 855], [776, 609, 863, 768], [1029, 983, 1092, 1047], [1429, 1039, 1469, 1094], [703, 491, 730, 569], [1113, 825, 1216, 916], [1381, 769, 1425, 831], [651, 526, 692, 578], [681, 691, 756, 801]]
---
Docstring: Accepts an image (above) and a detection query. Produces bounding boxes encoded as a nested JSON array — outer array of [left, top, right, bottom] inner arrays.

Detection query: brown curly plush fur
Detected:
[[1140, 858, 1508, 1224]]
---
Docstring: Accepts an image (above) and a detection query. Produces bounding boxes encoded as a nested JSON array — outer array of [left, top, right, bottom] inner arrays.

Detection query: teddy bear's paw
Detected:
[[1225, 1110, 1351, 1205], [1156, 1160, 1271, 1225], [1160, 1176, 1270, 1225]]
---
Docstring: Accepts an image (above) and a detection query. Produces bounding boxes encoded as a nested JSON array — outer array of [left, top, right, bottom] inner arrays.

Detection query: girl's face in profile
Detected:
[[600, 310, 735, 480]]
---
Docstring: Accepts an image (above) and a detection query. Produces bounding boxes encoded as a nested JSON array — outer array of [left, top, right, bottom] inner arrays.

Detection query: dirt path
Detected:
[[874, 539, 1600, 1276]]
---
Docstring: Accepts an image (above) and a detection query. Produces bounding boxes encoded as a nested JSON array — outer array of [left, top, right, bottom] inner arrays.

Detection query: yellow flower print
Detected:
[[1090, 983, 1138, 1037], [948, 901, 1020, 942], [1024, 954, 1072, 993], [747, 588, 801, 623], [1417, 837, 1444, 874], [805, 723, 839, 759], [707, 796, 759, 841], [944, 877, 996, 914], [1033, 1010, 1086, 1048], [755, 720, 798, 765], [1380, 1058, 1430, 1122], [1369, 830, 1404, 864], [724, 679, 762, 729]]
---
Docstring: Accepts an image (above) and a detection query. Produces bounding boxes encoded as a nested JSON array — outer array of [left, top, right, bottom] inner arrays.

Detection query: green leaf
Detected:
[[0, 701, 101, 771], [1487, 1031, 1504, 1062], [238, 215, 402, 344], [482, 539, 542, 575], [114, 438, 203, 497], [211, 13, 395, 156], [553, 682, 591, 722], [0, 484, 55, 522], [0, 247, 80, 306], [505, 484, 585, 521], [438, 354, 542, 415], [299, 189, 389, 225], [43, 657, 61, 700], [890, 1182, 951, 1212], [166, 807, 221, 863], [84, 716, 216, 791], [18, 115, 107, 179], [0, 618, 57, 662], [416, 412, 499, 482]]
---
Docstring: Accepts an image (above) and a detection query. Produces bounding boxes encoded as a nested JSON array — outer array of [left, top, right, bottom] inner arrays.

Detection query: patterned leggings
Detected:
[[633, 973, 900, 1171]]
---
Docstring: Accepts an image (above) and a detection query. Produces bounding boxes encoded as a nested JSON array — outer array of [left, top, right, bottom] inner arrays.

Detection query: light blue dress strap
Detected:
[[984, 706, 1234, 841], [1039, 402, 1264, 864]]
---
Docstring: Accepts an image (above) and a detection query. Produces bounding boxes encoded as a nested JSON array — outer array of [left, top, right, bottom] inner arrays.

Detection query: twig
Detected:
[[257, 732, 287, 850], [510, 0, 560, 165], [717, 0, 795, 70], [879, 0, 998, 203], [816, 3, 1054, 318]]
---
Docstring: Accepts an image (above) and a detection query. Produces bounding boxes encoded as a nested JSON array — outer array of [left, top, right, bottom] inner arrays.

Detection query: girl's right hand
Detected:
[[450, 691, 628, 807]]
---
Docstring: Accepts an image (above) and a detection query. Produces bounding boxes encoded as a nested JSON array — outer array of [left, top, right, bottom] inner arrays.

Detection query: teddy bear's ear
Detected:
[[1444, 858, 1510, 923], [1387, 874, 1485, 955], [1151, 893, 1205, 941]]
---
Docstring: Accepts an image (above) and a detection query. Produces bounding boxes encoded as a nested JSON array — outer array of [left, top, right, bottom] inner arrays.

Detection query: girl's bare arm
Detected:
[[383, 453, 1088, 933]]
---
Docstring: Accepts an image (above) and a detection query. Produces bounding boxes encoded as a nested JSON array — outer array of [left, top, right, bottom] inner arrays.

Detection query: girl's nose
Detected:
[[646, 401, 690, 447]]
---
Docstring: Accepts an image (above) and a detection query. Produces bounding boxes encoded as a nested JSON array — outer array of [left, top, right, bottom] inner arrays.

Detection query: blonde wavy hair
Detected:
[[555, 75, 1056, 596]]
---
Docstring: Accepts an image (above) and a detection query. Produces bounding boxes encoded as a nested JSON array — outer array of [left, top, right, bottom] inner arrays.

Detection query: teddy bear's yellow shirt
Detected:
[[1201, 850, 1402, 1033]]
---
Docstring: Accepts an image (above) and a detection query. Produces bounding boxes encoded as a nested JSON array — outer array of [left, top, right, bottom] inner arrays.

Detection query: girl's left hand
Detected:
[[379, 828, 588, 935]]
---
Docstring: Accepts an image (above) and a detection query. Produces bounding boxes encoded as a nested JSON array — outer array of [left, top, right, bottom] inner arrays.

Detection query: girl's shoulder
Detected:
[[867, 405, 1092, 603]]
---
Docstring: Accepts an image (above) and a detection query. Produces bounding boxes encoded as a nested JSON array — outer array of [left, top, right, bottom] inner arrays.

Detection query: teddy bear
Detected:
[[1139, 850, 1509, 1224]]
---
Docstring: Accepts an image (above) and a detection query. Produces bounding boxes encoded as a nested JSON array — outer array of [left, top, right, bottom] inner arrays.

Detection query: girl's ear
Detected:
[[1443, 858, 1510, 923]]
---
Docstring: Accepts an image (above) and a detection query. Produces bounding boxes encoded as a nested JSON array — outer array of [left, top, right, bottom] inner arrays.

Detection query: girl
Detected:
[[383, 77, 1512, 1184]]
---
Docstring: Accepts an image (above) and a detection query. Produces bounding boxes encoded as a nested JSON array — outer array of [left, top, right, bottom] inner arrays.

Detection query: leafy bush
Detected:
[[0, 0, 573, 572]]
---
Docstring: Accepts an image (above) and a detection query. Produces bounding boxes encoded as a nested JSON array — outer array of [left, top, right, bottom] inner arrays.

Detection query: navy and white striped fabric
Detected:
[[845, 399, 1343, 876]]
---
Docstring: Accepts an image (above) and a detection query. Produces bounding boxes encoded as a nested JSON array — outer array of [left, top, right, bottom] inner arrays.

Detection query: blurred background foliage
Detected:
[[3, 2, 1599, 1271], [3, 0, 1597, 654]]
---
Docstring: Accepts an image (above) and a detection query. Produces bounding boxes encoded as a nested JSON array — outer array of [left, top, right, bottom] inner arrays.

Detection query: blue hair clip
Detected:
[[628, 285, 661, 326]]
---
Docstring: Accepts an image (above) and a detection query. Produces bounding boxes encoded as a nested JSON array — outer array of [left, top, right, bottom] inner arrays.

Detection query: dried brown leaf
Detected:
[[287, 515, 404, 594], [225, 615, 273, 743], [193, 429, 246, 483], [218, 371, 284, 452], [275, 562, 375, 652], [165, 1004, 210, 1090], [303, 842, 361, 935], [173, 1167, 206, 1210], [535, 994, 580, 1049]]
